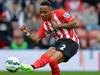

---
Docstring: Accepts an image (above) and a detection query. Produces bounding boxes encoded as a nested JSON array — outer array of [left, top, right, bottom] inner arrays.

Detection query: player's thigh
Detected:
[[50, 51, 64, 61], [50, 53, 67, 64], [58, 57, 65, 63], [45, 47, 64, 63], [54, 39, 79, 62], [45, 47, 56, 57]]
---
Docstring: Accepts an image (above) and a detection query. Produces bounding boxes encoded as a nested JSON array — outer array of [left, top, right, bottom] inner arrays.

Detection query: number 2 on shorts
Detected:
[[60, 44, 66, 51]]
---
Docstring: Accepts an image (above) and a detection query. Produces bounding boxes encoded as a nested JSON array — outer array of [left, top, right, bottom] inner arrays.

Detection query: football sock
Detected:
[[31, 54, 50, 69], [49, 58, 60, 75]]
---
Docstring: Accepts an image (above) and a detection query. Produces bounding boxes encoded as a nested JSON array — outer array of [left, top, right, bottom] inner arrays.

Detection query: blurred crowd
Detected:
[[0, 0, 100, 50]]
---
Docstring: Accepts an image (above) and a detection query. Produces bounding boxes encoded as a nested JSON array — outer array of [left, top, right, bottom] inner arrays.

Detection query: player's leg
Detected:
[[49, 51, 64, 75], [49, 39, 79, 75], [53, 39, 79, 63], [20, 47, 56, 71], [20, 47, 62, 72], [31, 47, 56, 69], [58, 57, 65, 63], [20, 39, 78, 72]]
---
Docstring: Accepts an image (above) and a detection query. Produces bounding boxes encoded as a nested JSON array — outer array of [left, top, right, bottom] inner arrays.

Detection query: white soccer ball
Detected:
[[5, 57, 21, 72]]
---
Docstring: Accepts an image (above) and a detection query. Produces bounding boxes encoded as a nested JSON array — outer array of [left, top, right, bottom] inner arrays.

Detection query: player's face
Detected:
[[40, 6, 52, 21]]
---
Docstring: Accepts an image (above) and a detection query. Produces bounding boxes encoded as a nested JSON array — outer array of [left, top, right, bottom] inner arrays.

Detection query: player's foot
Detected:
[[20, 63, 33, 72]]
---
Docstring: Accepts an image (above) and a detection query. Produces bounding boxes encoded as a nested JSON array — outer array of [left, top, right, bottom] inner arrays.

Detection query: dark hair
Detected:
[[40, 1, 51, 6]]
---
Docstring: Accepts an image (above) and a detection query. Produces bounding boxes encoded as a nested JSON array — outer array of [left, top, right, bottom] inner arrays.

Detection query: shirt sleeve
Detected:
[[36, 23, 46, 39], [59, 9, 75, 22]]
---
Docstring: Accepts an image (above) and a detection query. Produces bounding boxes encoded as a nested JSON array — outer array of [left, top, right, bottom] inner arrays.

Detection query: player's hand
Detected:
[[20, 25, 28, 34], [51, 20, 60, 29]]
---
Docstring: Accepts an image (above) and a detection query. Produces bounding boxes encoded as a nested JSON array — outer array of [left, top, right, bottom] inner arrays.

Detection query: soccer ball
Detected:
[[5, 57, 21, 72]]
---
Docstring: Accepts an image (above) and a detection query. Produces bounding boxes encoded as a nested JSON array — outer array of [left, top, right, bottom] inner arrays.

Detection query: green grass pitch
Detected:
[[0, 71, 100, 75]]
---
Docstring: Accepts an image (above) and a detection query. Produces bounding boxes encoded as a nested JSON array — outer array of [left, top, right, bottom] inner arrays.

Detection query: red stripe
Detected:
[[75, 37, 79, 43], [73, 29, 79, 43], [59, 29, 66, 39], [75, 32, 79, 43], [68, 29, 73, 39], [46, 22, 51, 32]]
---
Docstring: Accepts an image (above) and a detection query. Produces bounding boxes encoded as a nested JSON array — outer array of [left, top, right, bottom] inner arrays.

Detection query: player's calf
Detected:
[[48, 51, 64, 75], [49, 58, 60, 75]]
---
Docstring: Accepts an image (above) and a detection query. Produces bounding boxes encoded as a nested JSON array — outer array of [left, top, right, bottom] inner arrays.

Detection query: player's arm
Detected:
[[51, 9, 79, 29], [51, 17, 79, 29], [59, 17, 79, 29], [20, 24, 45, 43]]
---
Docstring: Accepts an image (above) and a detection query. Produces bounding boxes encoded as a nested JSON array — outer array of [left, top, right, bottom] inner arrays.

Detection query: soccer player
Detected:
[[20, 1, 79, 75]]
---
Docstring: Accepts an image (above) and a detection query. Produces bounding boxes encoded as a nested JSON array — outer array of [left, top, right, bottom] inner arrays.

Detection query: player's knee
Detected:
[[45, 47, 56, 56], [48, 47, 56, 52], [50, 51, 64, 61]]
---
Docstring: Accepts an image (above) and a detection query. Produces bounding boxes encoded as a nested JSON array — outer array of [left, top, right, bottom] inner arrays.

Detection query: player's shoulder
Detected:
[[54, 9, 69, 18], [54, 8, 67, 14]]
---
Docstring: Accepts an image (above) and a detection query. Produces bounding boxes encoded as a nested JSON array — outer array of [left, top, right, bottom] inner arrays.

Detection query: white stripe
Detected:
[[47, 21, 54, 31], [54, 14, 62, 24], [73, 30, 79, 39], [53, 13, 63, 39], [73, 29, 77, 37], [73, 29, 80, 44], [72, 36, 76, 41], [53, 14, 70, 39], [63, 29, 70, 38], [44, 22, 48, 31]]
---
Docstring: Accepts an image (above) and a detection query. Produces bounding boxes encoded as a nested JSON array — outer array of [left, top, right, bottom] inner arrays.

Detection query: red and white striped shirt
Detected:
[[37, 9, 79, 44]]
